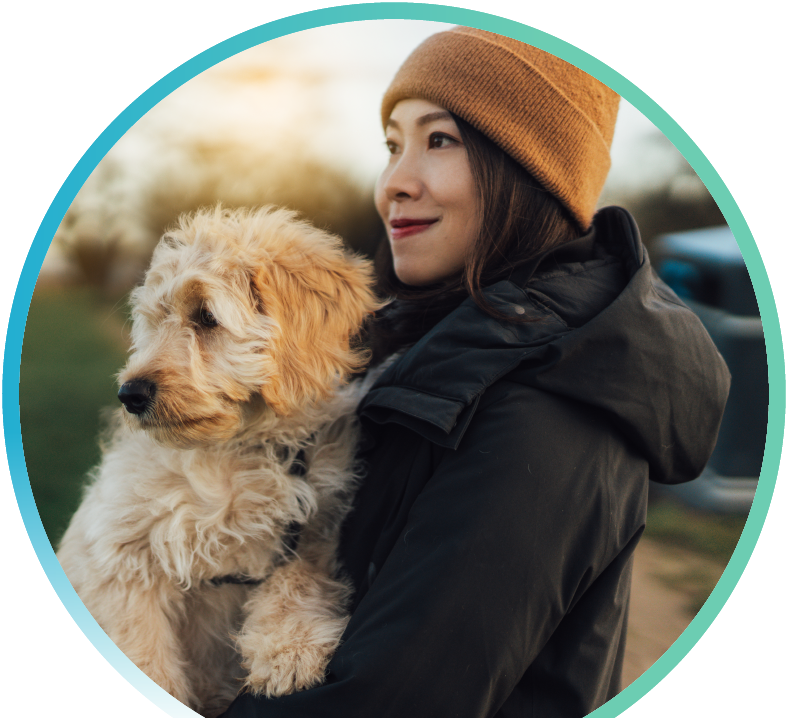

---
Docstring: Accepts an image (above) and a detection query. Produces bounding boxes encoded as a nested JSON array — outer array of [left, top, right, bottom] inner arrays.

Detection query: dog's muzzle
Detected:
[[118, 379, 156, 415]]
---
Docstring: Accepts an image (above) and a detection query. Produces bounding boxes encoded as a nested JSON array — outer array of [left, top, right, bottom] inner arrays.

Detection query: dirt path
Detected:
[[623, 536, 726, 687]]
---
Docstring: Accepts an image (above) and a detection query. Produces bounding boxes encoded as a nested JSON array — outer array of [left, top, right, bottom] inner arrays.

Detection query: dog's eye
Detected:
[[199, 307, 218, 327]]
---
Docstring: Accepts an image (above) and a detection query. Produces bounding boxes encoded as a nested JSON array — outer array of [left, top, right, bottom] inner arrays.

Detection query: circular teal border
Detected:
[[4, 4, 783, 717]]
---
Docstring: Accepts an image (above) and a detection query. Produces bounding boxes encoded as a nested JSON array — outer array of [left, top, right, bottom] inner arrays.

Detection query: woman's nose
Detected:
[[382, 152, 423, 202]]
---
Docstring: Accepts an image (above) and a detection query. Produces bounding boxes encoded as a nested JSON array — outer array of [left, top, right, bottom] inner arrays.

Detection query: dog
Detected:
[[57, 205, 380, 717]]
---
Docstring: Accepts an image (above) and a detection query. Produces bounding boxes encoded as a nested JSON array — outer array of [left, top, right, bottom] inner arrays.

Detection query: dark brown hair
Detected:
[[370, 113, 581, 363]]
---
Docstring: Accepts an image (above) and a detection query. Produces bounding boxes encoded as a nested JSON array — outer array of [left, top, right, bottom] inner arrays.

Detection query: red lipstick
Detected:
[[389, 217, 438, 240]]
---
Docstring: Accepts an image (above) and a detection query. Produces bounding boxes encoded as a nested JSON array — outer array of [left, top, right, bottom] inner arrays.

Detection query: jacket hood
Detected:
[[359, 206, 731, 485]]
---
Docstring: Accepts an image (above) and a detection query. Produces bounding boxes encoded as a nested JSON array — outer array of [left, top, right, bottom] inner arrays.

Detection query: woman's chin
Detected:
[[393, 262, 451, 287]]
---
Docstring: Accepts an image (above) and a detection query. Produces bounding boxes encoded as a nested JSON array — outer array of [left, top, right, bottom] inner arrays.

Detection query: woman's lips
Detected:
[[389, 218, 438, 240]]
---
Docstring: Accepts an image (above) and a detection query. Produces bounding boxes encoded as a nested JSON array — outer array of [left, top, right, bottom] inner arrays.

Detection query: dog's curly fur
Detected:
[[57, 206, 380, 717]]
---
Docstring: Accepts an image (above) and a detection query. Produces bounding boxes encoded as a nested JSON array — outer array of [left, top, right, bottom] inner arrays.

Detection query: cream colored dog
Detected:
[[57, 206, 379, 717]]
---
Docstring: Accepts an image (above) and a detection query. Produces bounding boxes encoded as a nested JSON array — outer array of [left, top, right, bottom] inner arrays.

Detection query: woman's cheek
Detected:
[[373, 173, 390, 225]]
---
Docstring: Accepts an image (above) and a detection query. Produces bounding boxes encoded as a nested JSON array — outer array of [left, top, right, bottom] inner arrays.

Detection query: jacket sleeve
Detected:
[[220, 382, 646, 718]]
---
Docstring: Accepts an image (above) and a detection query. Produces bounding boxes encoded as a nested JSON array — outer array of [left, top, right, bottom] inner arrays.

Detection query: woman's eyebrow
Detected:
[[386, 110, 453, 131], [416, 110, 452, 127]]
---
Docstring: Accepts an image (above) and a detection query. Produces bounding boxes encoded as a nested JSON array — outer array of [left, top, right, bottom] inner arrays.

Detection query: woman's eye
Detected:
[[199, 307, 218, 327], [428, 132, 458, 149], [385, 139, 399, 155]]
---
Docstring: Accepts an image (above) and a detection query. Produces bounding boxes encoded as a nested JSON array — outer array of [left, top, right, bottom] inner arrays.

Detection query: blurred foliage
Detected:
[[63, 236, 123, 289], [140, 141, 384, 262], [54, 139, 384, 298], [644, 495, 747, 564], [20, 285, 129, 545]]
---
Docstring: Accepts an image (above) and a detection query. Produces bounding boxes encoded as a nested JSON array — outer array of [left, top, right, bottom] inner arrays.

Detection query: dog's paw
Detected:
[[243, 642, 335, 697], [238, 561, 352, 697]]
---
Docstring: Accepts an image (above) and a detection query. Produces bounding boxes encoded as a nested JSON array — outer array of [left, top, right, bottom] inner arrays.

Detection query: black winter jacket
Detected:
[[221, 207, 730, 718]]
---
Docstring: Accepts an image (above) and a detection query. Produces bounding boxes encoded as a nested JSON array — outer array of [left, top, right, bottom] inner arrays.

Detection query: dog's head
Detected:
[[117, 205, 379, 447]]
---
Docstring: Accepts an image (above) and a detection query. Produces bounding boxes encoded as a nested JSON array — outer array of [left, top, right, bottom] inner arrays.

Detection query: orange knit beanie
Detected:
[[381, 27, 620, 229]]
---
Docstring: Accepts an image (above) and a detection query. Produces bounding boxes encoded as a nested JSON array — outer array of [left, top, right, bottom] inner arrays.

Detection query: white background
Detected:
[[2, 1, 785, 716]]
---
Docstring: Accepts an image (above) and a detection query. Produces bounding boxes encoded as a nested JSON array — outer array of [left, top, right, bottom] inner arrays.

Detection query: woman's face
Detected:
[[375, 98, 481, 286]]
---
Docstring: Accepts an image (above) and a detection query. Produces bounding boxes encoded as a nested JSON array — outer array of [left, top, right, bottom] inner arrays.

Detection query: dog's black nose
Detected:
[[118, 380, 156, 415]]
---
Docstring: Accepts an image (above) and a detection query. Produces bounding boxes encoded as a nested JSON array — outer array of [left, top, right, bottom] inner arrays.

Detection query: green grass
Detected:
[[643, 495, 748, 564], [20, 284, 129, 546]]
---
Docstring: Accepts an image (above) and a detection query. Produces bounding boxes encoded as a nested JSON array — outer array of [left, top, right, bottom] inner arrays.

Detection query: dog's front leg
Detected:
[[237, 554, 351, 698], [116, 581, 198, 708], [75, 574, 199, 711]]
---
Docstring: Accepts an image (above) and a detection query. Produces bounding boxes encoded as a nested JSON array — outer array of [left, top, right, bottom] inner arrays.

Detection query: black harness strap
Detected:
[[209, 575, 265, 587]]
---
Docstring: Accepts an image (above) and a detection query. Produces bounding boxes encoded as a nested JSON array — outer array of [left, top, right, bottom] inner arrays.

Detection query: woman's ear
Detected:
[[253, 245, 379, 417]]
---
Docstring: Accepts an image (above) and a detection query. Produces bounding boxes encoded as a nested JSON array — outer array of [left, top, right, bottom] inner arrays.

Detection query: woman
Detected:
[[221, 26, 729, 717]]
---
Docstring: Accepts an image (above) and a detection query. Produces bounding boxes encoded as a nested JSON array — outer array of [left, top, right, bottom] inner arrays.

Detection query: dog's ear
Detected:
[[252, 240, 379, 417]]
